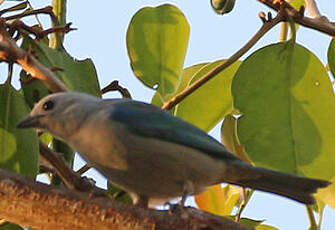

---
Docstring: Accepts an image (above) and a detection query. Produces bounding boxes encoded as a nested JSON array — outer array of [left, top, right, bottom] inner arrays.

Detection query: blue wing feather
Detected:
[[107, 99, 238, 161]]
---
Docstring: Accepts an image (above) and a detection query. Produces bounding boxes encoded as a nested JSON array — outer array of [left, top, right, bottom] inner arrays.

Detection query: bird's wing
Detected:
[[106, 99, 239, 161]]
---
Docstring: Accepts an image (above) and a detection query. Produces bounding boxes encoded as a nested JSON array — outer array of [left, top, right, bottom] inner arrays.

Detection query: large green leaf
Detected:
[[232, 42, 335, 185], [327, 38, 335, 77], [0, 84, 38, 177], [20, 73, 49, 108], [20, 38, 101, 106], [151, 62, 208, 107], [175, 60, 241, 131], [127, 4, 190, 99]]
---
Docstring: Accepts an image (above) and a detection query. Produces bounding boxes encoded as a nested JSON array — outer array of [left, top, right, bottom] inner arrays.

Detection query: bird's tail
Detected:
[[223, 159, 330, 204]]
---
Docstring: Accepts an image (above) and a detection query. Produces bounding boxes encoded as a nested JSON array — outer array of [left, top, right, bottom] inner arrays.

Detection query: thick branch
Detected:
[[0, 169, 251, 230], [0, 18, 67, 93]]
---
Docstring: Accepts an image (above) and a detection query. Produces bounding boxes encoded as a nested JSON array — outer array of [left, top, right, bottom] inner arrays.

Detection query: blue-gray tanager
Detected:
[[17, 92, 330, 207]]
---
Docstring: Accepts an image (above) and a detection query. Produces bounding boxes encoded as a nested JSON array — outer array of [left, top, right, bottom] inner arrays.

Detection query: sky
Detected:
[[6, 0, 335, 229]]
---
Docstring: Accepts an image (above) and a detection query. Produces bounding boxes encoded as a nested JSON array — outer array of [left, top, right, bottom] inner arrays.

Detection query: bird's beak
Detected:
[[17, 114, 44, 129]]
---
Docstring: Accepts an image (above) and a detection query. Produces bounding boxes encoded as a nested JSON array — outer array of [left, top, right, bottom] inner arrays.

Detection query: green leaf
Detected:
[[127, 4, 190, 99], [20, 38, 101, 101], [256, 224, 279, 230], [151, 63, 208, 107], [225, 217, 278, 230], [317, 177, 335, 210], [20, 74, 49, 108], [195, 184, 240, 216], [289, 0, 305, 10], [39, 132, 53, 146], [0, 84, 38, 177], [151, 92, 164, 108], [107, 182, 132, 203], [327, 39, 335, 77], [232, 42, 335, 185], [175, 60, 241, 131], [174, 63, 209, 98], [221, 115, 252, 163], [239, 218, 264, 227], [0, 222, 23, 230]]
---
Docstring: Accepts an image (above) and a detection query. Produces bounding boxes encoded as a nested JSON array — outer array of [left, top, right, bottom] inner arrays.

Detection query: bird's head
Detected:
[[17, 92, 99, 139]]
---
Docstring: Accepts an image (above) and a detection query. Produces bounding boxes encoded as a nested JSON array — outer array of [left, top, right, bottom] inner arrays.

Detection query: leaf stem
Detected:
[[279, 22, 288, 41], [235, 189, 254, 222], [162, 13, 283, 110], [5, 62, 13, 85], [317, 205, 324, 229], [306, 205, 318, 230], [26, 0, 43, 28], [50, 0, 67, 49]]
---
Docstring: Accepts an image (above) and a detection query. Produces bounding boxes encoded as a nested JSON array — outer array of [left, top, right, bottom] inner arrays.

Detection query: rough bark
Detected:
[[0, 169, 251, 230]]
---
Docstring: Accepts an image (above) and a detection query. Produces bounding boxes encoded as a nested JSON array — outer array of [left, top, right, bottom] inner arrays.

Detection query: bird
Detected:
[[17, 92, 330, 207]]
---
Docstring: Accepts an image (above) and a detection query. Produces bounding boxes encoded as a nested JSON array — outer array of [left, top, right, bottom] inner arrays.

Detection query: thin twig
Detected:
[[39, 141, 96, 192], [0, 18, 68, 92], [26, 0, 43, 27], [101, 80, 132, 98], [235, 189, 254, 222], [76, 164, 91, 175], [39, 165, 56, 174], [0, 1, 28, 16], [4, 6, 56, 21], [41, 22, 75, 38], [162, 11, 283, 110], [257, 0, 335, 36], [10, 20, 75, 39], [317, 204, 325, 229]]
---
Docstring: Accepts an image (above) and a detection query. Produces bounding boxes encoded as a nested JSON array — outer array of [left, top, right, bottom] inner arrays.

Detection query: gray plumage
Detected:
[[17, 92, 330, 206]]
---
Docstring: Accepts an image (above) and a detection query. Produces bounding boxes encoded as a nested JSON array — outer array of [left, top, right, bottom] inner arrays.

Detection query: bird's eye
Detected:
[[42, 100, 54, 111]]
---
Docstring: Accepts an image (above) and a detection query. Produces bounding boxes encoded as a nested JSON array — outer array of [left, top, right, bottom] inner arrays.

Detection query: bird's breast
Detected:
[[69, 121, 129, 171]]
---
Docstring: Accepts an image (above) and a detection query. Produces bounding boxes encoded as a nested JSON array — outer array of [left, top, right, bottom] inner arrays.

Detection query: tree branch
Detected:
[[0, 169, 252, 230], [162, 11, 282, 110], [257, 0, 335, 36], [101, 80, 132, 98], [39, 142, 96, 192], [0, 18, 68, 93], [10, 20, 75, 40], [3, 6, 56, 22]]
